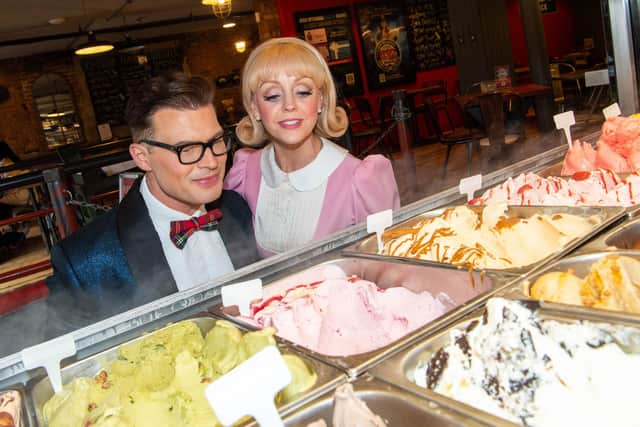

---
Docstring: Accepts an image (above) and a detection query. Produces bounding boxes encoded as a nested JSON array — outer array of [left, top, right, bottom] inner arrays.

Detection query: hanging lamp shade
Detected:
[[202, 0, 232, 19], [74, 32, 114, 56]]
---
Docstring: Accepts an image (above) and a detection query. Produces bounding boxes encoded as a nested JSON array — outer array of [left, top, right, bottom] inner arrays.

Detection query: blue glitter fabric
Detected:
[[44, 179, 259, 339]]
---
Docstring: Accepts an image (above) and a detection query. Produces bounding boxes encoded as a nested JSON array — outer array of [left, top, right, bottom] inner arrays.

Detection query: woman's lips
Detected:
[[278, 119, 303, 129]]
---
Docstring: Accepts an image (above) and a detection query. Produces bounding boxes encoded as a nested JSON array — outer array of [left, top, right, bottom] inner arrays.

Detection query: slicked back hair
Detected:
[[125, 72, 214, 143]]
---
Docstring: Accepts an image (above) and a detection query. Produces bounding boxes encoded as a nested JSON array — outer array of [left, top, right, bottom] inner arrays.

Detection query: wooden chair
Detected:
[[424, 98, 475, 178], [422, 80, 454, 131], [349, 97, 383, 157]]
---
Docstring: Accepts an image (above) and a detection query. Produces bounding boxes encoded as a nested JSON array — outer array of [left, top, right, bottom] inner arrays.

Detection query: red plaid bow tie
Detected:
[[169, 209, 223, 249]]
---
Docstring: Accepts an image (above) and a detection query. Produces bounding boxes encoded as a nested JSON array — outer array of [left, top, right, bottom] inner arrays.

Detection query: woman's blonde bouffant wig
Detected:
[[236, 37, 349, 146]]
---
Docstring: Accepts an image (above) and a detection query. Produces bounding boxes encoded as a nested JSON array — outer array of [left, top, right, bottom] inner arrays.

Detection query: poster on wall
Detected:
[[356, 3, 415, 90], [405, 0, 455, 71], [538, 0, 556, 13], [295, 8, 364, 97]]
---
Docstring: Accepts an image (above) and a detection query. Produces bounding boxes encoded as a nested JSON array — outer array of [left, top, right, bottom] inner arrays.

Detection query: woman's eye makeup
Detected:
[[263, 93, 280, 102]]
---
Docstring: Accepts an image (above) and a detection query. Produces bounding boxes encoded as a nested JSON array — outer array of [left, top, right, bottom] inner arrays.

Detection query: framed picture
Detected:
[[295, 7, 364, 97], [356, 3, 416, 90]]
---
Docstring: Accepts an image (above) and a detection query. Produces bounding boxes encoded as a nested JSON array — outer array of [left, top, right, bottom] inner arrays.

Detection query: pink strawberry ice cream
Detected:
[[240, 271, 452, 357], [471, 169, 640, 207], [562, 116, 640, 175]]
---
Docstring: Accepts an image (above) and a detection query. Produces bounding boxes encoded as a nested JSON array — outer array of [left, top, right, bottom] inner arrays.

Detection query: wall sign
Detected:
[[539, 0, 556, 13], [356, 3, 415, 90], [405, 0, 455, 71], [295, 8, 364, 97]]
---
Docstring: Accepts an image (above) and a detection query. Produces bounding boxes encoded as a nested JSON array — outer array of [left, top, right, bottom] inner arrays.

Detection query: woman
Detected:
[[224, 37, 400, 257]]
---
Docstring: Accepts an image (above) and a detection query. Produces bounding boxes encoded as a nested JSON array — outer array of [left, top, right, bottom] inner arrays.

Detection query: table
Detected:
[[456, 83, 551, 107], [456, 83, 553, 144]]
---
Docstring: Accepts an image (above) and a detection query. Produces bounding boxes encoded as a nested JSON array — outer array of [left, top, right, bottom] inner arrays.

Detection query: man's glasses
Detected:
[[141, 131, 233, 165]]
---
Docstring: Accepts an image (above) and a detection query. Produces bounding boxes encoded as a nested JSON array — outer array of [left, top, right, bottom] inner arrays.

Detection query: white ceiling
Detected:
[[0, 0, 256, 59]]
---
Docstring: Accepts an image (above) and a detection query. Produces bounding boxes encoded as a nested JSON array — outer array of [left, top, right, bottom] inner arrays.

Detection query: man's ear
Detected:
[[129, 143, 152, 172]]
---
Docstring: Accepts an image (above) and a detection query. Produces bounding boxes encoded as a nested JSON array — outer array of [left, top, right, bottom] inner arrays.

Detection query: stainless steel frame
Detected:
[[0, 141, 576, 387]]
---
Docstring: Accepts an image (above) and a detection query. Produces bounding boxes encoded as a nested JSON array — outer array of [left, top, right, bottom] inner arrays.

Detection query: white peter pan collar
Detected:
[[260, 138, 347, 191]]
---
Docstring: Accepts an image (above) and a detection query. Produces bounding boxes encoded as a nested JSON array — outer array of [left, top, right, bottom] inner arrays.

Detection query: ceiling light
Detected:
[[234, 40, 246, 53], [202, 0, 232, 19], [119, 35, 145, 54], [222, 22, 236, 28], [74, 32, 114, 56], [48, 17, 66, 25]]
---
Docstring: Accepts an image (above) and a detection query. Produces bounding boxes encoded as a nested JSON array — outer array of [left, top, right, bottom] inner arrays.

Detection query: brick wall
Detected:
[[0, 7, 281, 160], [0, 53, 97, 158]]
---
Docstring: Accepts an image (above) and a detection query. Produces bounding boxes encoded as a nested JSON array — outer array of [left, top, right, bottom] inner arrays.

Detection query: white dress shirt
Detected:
[[140, 177, 234, 291], [255, 139, 347, 254]]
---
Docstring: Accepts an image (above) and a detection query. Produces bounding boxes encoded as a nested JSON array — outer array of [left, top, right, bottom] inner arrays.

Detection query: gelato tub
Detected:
[[281, 376, 489, 427], [210, 257, 504, 377], [29, 316, 344, 427], [371, 297, 640, 427], [0, 387, 31, 427], [344, 205, 623, 276], [499, 251, 640, 318]]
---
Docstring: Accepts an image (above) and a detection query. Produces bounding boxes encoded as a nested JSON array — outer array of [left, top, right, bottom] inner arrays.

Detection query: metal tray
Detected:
[[281, 374, 491, 427], [0, 383, 34, 427], [498, 250, 640, 320], [29, 316, 345, 426], [370, 298, 640, 427], [575, 216, 640, 254], [343, 205, 624, 277], [209, 257, 509, 378]]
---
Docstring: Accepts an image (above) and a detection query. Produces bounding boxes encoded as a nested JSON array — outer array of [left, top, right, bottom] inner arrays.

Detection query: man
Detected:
[[45, 72, 258, 337]]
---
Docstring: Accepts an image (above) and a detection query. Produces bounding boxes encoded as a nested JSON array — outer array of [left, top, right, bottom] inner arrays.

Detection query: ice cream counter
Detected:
[[7, 131, 640, 426]]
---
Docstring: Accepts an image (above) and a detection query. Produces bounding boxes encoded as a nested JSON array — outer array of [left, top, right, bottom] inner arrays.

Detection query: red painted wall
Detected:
[[276, 0, 460, 130], [507, 0, 576, 66], [276, 0, 576, 129]]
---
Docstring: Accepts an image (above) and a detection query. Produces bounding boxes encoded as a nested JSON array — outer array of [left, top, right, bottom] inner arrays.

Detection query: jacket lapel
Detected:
[[206, 190, 259, 269], [116, 178, 178, 299]]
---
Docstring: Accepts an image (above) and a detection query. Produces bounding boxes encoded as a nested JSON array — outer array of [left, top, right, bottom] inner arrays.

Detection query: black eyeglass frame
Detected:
[[140, 131, 233, 165]]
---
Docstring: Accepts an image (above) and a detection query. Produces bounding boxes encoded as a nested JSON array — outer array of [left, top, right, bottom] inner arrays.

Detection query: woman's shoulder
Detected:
[[336, 153, 394, 181], [224, 147, 263, 194]]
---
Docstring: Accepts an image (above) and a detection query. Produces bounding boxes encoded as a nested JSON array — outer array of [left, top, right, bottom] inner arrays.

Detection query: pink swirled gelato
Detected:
[[562, 116, 640, 175], [470, 169, 640, 207], [239, 266, 452, 357]]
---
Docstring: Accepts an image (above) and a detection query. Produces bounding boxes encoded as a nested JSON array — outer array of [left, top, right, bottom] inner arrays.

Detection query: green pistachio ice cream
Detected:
[[43, 320, 317, 427]]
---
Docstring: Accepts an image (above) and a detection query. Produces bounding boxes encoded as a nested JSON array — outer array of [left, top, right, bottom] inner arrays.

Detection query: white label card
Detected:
[[21, 334, 76, 393], [221, 279, 263, 317], [553, 111, 576, 149], [603, 103, 621, 120], [205, 346, 290, 427], [459, 174, 482, 202], [367, 209, 393, 253]]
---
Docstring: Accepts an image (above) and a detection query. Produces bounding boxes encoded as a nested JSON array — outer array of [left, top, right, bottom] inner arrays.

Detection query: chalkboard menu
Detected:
[[295, 8, 364, 97], [405, 0, 455, 71], [81, 47, 184, 125]]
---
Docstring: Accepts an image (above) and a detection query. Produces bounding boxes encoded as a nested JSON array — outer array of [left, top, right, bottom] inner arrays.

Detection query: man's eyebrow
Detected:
[[174, 131, 225, 146]]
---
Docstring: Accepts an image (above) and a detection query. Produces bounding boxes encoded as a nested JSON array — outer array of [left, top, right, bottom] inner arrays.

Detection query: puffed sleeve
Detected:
[[352, 154, 401, 223], [223, 149, 252, 199]]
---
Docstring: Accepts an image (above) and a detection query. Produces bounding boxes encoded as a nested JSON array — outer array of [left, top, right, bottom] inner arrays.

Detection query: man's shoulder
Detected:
[[58, 208, 119, 249]]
